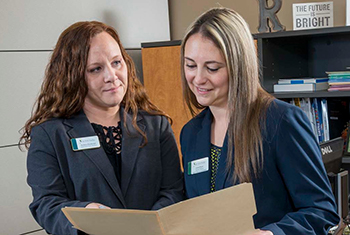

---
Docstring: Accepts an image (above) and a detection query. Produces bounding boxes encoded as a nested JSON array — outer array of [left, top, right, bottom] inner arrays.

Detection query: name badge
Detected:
[[71, 136, 100, 151], [188, 157, 209, 175]]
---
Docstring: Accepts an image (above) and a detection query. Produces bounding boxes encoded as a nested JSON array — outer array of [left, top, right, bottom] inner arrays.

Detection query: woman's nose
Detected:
[[104, 65, 117, 83], [193, 68, 207, 85]]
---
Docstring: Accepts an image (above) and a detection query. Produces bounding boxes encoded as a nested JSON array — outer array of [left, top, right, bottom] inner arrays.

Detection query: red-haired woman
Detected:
[[21, 21, 183, 235]]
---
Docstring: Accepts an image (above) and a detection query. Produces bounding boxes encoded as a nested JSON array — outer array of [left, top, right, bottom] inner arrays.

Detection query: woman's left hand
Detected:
[[249, 229, 273, 235], [85, 202, 111, 209]]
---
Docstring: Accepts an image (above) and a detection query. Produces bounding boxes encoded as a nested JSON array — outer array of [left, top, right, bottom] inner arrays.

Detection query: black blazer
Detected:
[[27, 107, 183, 235]]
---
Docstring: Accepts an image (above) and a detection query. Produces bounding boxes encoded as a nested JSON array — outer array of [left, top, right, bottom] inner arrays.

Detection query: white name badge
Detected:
[[188, 157, 209, 175], [71, 136, 100, 151]]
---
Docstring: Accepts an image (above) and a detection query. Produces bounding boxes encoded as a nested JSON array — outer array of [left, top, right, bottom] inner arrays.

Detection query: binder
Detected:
[[62, 183, 257, 235]]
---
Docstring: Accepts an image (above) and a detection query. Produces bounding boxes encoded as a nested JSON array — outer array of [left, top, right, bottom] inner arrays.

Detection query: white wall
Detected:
[[0, 0, 170, 49], [0, 1, 169, 234]]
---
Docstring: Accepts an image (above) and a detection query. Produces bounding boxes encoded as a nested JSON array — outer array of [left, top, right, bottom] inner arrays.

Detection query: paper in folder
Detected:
[[62, 183, 257, 235]]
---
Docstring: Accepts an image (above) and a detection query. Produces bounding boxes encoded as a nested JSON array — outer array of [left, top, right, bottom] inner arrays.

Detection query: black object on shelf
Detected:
[[320, 137, 348, 219], [320, 137, 344, 174], [328, 98, 350, 140]]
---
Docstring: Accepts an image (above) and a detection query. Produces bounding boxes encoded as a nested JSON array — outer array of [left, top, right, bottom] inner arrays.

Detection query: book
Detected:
[[300, 98, 318, 139], [328, 82, 350, 85], [308, 98, 330, 143], [326, 71, 350, 85], [321, 99, 330, 142], [328, 86, 350, 91], [328, 74, 350, 78], [293, 98, 301, 107], [312, 98, 323, 143], [273, 82, 329, 92], [278, 78, 328, 84], [328, 78, 350, 82], [326, 71, 350, 76]]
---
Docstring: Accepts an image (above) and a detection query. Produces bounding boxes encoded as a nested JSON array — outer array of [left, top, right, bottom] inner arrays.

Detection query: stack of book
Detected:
[[273, 78, 329, 93], [290, 97, 330, 143], [326, 71, 350, 91]]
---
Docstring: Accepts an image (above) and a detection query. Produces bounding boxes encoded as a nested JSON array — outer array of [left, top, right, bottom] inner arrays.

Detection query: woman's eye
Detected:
[[207, 67, 219, 72], [113, 60, 121, 66], [89, 67, 101, 73], [186, 64, 196, 69]]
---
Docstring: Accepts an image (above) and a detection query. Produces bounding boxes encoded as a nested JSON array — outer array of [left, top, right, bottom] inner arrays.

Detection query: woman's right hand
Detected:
[[85, 203, 111, 209], [248, 230, 273, 235]]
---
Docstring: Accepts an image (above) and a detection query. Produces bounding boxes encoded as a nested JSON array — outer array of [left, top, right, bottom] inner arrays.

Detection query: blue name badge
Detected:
[[71, 136, 100, 151]]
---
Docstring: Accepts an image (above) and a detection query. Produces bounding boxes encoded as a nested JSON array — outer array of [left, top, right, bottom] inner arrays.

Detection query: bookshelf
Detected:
[[254, 27, 350, 139], [254, 26, 350, 96], [254, 27, 350, 212]]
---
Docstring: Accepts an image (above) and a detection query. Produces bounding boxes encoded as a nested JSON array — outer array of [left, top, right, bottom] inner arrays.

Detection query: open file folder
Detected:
[[62, 183, 257, 235]]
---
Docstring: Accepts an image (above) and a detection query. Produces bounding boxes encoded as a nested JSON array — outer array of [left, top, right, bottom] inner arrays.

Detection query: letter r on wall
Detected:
[[257, 0, 285, 32]]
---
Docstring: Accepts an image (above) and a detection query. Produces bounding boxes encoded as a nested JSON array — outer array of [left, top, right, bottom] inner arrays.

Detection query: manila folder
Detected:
[[62, 182, 257, 235]]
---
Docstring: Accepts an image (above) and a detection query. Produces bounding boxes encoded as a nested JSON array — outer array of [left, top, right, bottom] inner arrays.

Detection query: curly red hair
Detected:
[[20, 21, 169, 148]]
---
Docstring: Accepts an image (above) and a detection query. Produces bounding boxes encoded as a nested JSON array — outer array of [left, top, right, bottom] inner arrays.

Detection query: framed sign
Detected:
[[293, 2, 333, 30]]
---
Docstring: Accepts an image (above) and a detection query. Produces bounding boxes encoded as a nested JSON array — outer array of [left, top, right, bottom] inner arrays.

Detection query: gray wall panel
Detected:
[[0, 52, 50, 146], [0, 146, 42, 234], [127, 49, 143, 84]]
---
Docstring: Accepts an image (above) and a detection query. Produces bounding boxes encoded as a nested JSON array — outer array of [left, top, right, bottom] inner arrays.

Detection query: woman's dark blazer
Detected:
[[180, 99, 339, 235], [27, 107, 183, 235]]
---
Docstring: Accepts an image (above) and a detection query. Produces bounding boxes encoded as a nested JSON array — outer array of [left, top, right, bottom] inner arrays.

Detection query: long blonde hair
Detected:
[[20, 21, 169, 148], [181, 7, 274, 182]]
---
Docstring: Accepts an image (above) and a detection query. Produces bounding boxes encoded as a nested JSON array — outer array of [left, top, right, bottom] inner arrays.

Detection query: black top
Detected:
[[210, 144, 222, 193], [91, 122, 122, 184]]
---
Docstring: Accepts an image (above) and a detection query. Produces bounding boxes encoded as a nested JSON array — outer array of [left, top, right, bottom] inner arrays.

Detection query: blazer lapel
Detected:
[[120, 108, 145, 196], [193, 109, 212, 195], [64, 110, 126, 207]]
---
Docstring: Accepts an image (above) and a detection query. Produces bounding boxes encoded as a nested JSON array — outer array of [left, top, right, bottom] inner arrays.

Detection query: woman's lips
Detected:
[[104, 87, 119, 92], [196, 86, 212, 94]]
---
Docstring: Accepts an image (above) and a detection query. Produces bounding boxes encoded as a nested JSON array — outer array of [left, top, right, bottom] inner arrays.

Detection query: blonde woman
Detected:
[[180, 7, 339, 235]]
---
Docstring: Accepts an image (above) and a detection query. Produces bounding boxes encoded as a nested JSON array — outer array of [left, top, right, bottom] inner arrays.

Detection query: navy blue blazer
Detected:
[[27, 107, 183, 235], [180, 99, 339, 235]]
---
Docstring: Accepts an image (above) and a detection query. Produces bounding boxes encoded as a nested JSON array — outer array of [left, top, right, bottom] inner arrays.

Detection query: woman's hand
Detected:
[[85, 203, 111, 209], [249, 230, 273, 235]]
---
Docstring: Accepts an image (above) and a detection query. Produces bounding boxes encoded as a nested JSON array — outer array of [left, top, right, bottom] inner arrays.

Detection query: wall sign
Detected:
[[293, 2, 333, 30]]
